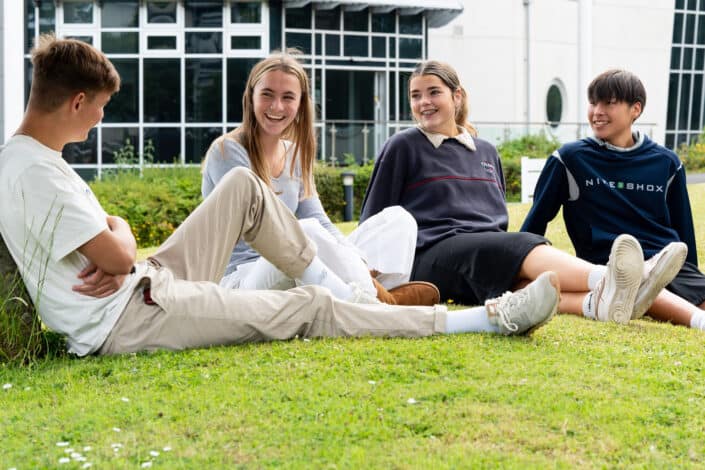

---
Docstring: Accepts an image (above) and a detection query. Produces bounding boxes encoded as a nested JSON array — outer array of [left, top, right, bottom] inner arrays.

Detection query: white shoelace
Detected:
[[488, 291, 521, 332]]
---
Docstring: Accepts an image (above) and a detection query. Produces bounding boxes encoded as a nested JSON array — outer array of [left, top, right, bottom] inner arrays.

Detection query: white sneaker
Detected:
[[485, 271, 559, 336], [589, 234, 643, 324], [632, 242, 687, 319]]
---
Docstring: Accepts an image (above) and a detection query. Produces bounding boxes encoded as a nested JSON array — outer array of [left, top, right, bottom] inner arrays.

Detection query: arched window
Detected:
[[546, 82, 564, 128]]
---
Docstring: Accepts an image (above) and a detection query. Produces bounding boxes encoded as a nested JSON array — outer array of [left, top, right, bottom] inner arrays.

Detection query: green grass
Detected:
[[3, 185, 705, 468]]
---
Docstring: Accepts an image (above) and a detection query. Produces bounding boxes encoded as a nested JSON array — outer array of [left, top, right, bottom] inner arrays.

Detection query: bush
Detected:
[[314, 163, 374, 222], [677, 128, 705, 172], [496, 132, 561, 202]]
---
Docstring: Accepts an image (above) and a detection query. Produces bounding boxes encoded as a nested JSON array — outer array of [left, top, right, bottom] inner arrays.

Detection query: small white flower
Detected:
[[675, 361, 682, 366], [9, 467, 17, 470], [24, 387, 31, 391], [58, 457, 70, 464], [70, 452, 82, 459], [112, 427, 121, 433], [56, 442, 70, 447], [368, 380, 376, 385], [82, 463, 93, 469], [83, 446, 92, 452], [76, 457, 87, 462], [110, 443, 123, 448], [64, 448, 74, 453], [303, 338, 311, 342], [407, 398, 417, 405], [121, 397, 130, 402], [141, 461, 153, 468], [2, 383, 11, 390], [149, 450, 160, 457], [163, 446, 172, 452]]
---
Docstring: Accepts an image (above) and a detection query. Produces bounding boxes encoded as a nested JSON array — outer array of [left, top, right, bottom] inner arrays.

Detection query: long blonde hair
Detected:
[[409, 61, 478, 137], [206, 50, 317, 197]]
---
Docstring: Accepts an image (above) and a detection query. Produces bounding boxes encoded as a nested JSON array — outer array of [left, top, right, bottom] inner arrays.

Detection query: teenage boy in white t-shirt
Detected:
[[0, 35, 560, 357]]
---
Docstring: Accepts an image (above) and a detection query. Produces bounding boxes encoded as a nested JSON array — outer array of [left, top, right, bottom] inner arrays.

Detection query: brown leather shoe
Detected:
[[388, 281, 441, 306], [372, 278, 397, 304]]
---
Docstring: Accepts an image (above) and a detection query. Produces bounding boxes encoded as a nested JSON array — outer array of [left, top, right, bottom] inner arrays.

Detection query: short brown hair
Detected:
[[588, 69, 646, 111], [29, 34, 120, 112]]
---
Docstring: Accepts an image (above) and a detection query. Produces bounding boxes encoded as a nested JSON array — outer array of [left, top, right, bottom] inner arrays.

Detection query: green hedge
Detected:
[[677, 127, 705, 172], [89, 134, 559, 247]]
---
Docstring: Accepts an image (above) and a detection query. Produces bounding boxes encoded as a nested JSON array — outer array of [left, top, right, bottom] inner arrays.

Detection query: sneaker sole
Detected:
[[523, 272, 560, 336], [606, 235, 643, 324], [632, 243, 687, 319]]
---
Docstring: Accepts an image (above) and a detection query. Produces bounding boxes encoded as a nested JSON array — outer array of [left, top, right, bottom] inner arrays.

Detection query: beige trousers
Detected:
[[98, 168, 446, 355]]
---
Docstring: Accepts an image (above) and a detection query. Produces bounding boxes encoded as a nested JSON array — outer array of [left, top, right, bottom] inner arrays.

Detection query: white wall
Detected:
[[429, 0, 674, 144]]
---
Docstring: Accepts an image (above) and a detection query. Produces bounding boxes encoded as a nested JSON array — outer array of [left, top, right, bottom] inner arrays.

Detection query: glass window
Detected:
[[39, 1, 56, 34], [186, 32, 222, 53], [232, 2, 261, 23], [388, 71, 396, 120], [667, 73, 679, 129], [227, 58, 260, 122], [665, 133, 675, 149], [398, 71, 412, 120], [372, 37, 386, 57], [286, 33, 311, 54], [101, 1, 138, 28], [671, 47, 682, 69], [344, 35, 367, 56], [696, 49, 705, 69], [24, 59, 33, 108], [679, 73, 691, 128], [684, 47, 694, 69], [67, 36, 93, 45], [674, 13, 684, 43], [676, 0, 685, 8], [344, 10, 368, 32], [688, 0, 697, 9], [372, 13, 395, 33], [185, 0, 223, 27], [389, 37, 396, 58], [315, 8, 340, 30], [144, 128, 181, 163], [186, 59, 222, 122], [102, 32, 139, 54], [691, 74, 702, 130], [285, 6, 311, 29], [325, 34, 340, 55], [231, 36, 261, 49], [147, 36, 177, 49], [315, 34, 322, 54], [63, 129, 98, 164], [546, 84, 563, 127], [698, 16, 705, 44], [686, 14, 696, 43], [399, 38, 422, 59], [25, 0, 35, 54], [186, 127, 222, 163], [147, 1, 177, 24], [144, 59, 181, 122], [104, 59, 139, 122], [314, 68, 322, 116], [64, 1, 93, 24], [102, 127, 139, 164], [701, 0, 705, 11], [399, 14, 422, 35]]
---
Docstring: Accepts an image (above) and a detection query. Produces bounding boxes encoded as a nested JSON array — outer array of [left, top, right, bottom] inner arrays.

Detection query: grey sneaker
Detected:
[[590, 234, 643, 324], [485, 271, 559, 336], [631, 242, 687, 319]]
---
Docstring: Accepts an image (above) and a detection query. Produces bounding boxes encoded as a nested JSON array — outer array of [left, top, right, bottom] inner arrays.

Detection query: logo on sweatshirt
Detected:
[[584, 177, 664, 193], [480, 161, 496, 175]]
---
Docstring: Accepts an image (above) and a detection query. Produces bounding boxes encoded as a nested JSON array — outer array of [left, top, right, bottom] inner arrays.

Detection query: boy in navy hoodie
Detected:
[[522, 69, 705, 330]]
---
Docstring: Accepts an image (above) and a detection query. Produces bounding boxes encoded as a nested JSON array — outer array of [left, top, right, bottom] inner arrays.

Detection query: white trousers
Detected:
[[221, 206, 417, 294]]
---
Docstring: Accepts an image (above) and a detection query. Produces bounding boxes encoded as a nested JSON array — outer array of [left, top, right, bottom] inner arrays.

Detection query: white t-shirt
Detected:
[[0, 135, 143, 356]]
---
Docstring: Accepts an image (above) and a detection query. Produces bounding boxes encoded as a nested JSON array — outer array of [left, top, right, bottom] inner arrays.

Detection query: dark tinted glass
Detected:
[[696, 48, 705, 69], [325, 70, 374, 119], [325, 34, 340, 55], [372, 13, 394, 33], [104, 59, 139, 122], [389, 37, 396, 57], [101, 1, 138, 27], [344, 10, 367, 32], [147, 1, 176, 23], [674, 13, 684, 43], [144, 128, 181, 163], [147, 36, 177, 49], [398, 71, 412, 120], [144, 59, 180, 122], [24, 59, 32, 107], [546, 85, 562, 126], [25, 0, 35, 54], [388, 71, 396, 120], [285, 6, 311, 28], [667, 73, 679, 129], [372, 37, 386, 57], [698, 15, 705, 44], [399, 38, 422, 59], [315, 7, 340, 30], [39, 1, 55, 34], [684, 47, 694, 69], [399, 14, 422, 34], [227, 58, 260, 122], [186, 127, 222, 163], [186, 32, 222, 53], [231, 2, 261, 23], [344, 35, 367, 56], [691, 74, 702, 130], [63, 129, 97, 164], [68, 36, 93, 45], [679, 73, 692, 128], [64, 1, 93, 24], [102, 127, 139, 164], [186, 59, 222, 122], [286, 33, 311, 54], [185, 0, 222, 27], [231, 36, 261, 49], [671, 47, 682, 69], [102, 32, 139, 53], [686, 14, 696, 43]]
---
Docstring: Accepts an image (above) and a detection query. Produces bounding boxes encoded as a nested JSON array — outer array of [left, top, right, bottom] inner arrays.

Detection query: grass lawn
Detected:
[[3, 186, 705, 468]]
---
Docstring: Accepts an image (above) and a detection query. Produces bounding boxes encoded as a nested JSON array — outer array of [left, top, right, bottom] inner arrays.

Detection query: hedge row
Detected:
[[90, 133, 561, 248]]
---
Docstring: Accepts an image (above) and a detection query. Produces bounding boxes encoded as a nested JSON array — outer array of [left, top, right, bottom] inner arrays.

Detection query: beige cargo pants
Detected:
[[98, 168, 447, 355]]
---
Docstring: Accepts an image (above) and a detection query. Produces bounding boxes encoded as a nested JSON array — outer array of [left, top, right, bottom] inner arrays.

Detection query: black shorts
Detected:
[[667, 261, 705, 306], [411, 232, 549, 305]]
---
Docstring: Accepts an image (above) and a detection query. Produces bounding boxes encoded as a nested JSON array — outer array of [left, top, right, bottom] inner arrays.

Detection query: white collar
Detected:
[[417, 126, 477, 152], [590, 130, 645, 152]]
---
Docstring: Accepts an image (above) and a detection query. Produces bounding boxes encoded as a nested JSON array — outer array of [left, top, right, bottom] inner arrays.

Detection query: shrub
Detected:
[[313, 163, 374, 222], [677, 128, 705, 172], [496, 132, 561, 202]]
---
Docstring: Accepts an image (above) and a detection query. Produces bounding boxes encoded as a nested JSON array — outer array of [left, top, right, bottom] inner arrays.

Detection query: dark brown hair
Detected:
[[587, 69, 646, 111], [29, 34, 120, 112]]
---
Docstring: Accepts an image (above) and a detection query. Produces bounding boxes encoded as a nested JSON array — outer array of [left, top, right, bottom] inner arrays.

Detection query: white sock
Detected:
[[444, 306, 500, 334], [298, 256, 354, 301], [582, 293, 596, 319], [689, 310, 705, 330], [588, 266, 607, 291]]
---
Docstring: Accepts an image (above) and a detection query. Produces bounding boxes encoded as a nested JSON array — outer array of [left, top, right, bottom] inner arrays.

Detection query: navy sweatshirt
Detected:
[[360, 127, 508, 251], [521, 135, 698, 266]]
